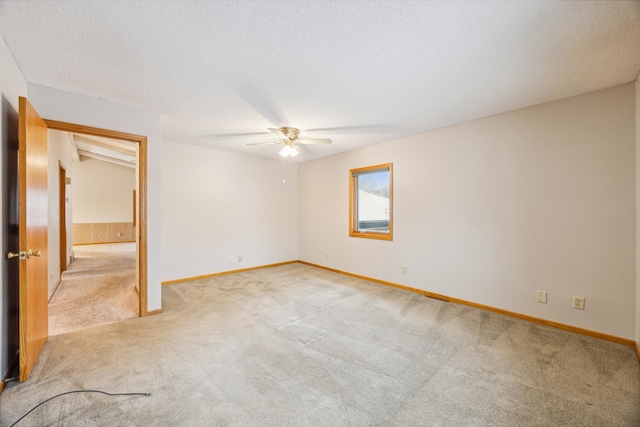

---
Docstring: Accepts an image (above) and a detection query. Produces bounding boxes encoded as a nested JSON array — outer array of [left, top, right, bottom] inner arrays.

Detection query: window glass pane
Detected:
[[356, 170, 390, 233]]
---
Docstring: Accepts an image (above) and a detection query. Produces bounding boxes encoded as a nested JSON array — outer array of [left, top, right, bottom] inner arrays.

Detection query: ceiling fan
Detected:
[[247, 127, 332, 157]]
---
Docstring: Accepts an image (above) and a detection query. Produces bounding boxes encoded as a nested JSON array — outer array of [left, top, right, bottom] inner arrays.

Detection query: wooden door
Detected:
[[59, 163, 67, 273], [18, 97, 48, 381]]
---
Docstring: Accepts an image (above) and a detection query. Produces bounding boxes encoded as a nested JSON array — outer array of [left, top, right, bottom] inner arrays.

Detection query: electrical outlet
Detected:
[[228, 256, 237, 264], [573, 296, 585, 310], [238, 256, 243, 263], [402, 265, 407, 274], [325, 253, 329, 259], [537, 291, 547, 304]]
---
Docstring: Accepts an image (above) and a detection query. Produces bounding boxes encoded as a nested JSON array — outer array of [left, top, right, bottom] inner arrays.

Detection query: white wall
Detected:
[[161, 141, 298, 282], [27, 83, 162, 312], [73, 159, 135, 223], [47, 130, 73, 297], [300, 83, 636, 340], [0, 35, 27, 381]]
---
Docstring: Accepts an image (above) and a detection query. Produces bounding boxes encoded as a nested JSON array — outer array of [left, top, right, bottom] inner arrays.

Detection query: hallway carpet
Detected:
[[48, 243, 138, 336], [2, 263, 638, 426]]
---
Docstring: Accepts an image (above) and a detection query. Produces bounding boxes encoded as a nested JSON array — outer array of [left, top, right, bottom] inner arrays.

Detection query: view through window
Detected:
[[349, 163, 392, 240]]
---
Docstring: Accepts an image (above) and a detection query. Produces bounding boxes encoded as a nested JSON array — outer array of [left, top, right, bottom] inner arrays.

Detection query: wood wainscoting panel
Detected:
[[73, 223, 135, 245]]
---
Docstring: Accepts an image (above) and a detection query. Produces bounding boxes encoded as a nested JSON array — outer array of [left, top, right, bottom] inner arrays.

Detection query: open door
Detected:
[[59, 163, 67, 273], [8, 97, 49, 381]]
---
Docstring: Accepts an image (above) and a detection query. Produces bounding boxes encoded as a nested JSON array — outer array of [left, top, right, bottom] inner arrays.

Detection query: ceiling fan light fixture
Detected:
[[246, 127, 331, 157], [279, 144, 299, 157]]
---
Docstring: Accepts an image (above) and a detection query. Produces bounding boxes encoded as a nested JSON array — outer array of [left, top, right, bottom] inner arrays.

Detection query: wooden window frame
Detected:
[[349, 163, 393, 241]]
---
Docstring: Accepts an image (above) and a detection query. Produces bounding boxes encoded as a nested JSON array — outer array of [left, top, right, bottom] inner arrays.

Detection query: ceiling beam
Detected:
[[78, 150, 135, 169], [67, 132, 80, 162], [73, 134, 136, 155]]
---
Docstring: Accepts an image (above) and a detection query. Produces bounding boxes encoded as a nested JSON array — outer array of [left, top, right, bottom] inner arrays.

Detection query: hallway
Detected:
[[48, 243, 138, 336]]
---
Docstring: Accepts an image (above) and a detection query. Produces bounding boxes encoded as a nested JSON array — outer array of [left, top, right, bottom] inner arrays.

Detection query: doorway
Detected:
[[48, 129, 140, 335], [58, 162, 67, 274], [45, 119, 149, 318], [14, 97, 150, 383]]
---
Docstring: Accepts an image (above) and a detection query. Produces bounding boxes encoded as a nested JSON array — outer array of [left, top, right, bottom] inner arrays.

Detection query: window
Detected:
[[349, 163, 392, 240]]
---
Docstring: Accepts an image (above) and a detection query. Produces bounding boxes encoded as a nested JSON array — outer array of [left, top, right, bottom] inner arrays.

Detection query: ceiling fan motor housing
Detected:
[[280, 127, 299, 141]]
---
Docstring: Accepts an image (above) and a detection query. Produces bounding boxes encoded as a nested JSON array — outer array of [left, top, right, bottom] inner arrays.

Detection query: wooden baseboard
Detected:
[[162, 261, 298, 286], [147, 308, 162, 316], [74, 240, 135, 246], [299, 261, 636, 348], [160, 259, 637, 349], [0, 353, 19, 395]]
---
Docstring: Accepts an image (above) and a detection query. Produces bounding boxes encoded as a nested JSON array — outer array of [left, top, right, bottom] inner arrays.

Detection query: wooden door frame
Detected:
[[44, 119, 149, 317], [58, 162, 67, 274]]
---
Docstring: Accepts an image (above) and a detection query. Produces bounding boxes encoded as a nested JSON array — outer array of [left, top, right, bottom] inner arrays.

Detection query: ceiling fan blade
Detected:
[[246, 141, 280, 146], [304, 124, 392, 133], [203, 131, 270, 138], [268, 128, 288, 140], [298, 138, 332, 145]]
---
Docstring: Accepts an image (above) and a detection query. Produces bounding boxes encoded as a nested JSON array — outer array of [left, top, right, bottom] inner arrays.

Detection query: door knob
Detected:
[[27, 250, 41, 258], [6, 251, 26, 260]]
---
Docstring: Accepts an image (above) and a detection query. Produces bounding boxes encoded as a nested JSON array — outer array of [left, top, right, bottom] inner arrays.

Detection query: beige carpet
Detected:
[[2, 263, 639, 426], [48, 243, 139, 336]]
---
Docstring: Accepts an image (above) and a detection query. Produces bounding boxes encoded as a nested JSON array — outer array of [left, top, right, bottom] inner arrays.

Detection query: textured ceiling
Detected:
[[1, 1, 639, 162]]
